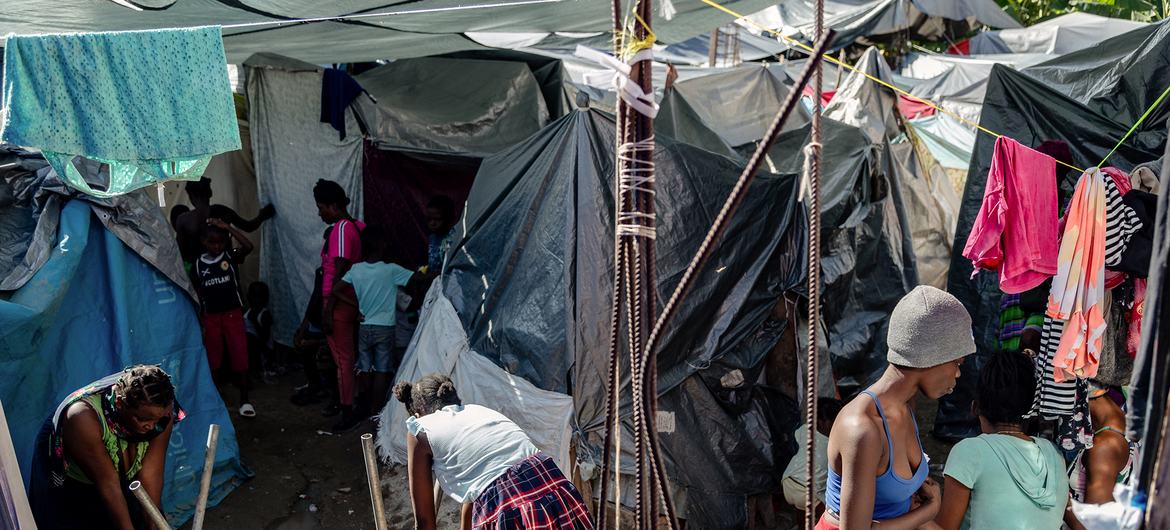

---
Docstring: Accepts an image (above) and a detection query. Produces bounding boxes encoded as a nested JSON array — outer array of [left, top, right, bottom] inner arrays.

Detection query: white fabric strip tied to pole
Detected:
[[798, 142, 822, 203], [573, 45, 660, 118]]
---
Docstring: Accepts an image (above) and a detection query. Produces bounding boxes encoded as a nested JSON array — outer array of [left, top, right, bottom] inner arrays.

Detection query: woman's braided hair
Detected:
[[114, 365, 176, 409]]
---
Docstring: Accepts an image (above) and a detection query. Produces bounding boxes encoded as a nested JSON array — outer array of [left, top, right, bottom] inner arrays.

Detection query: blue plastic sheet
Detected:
[[0, 201, 249, 526]]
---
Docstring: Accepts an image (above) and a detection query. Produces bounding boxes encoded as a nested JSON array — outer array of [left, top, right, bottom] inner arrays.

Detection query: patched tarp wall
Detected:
[[247, 55, 364, 344], [766, 118, 919, 396]]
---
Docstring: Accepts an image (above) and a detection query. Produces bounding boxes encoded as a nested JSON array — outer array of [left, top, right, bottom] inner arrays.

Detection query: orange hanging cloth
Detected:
[[1047, 168, 1108, 382]]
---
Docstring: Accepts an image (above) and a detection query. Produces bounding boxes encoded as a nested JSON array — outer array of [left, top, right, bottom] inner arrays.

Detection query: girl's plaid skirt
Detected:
[[472, 452, 594, 530]]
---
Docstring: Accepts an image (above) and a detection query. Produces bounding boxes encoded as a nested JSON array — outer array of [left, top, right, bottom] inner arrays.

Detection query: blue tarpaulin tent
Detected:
[[0, 200, 249, 526]]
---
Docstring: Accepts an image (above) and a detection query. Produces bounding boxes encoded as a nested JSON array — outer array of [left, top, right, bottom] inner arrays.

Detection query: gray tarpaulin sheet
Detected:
[[890, 141, 960, 289], [0, 0, 778, 64], [905, 52, 1053, 124], [942, 20, 1170, 439], [246, 54, 364, 344], [969, 12, 1147, 55], [744, 0, 1018, 51], [824, 48, 902, 144], [656, 53, 938, 396], [0, 148, 194, 299], [356, 57, 550, 156], [666, 64, 811, 149], [820, 47, 957, 373]]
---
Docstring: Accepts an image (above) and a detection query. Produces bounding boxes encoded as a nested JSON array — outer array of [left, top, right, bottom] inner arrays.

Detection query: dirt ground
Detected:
[[188, 374, 955, 530], [183, 374, 459, 530]]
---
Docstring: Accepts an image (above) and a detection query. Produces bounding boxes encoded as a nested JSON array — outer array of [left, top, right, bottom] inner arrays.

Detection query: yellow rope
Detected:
[[697, 0, 1088, 174]]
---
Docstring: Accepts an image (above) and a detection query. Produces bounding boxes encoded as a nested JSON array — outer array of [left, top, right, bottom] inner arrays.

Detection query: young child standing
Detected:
[[333, 226, 419, 420], [424, 195, 457, 275], [195, 218, 255, 417], [244, 282, 275, 380]]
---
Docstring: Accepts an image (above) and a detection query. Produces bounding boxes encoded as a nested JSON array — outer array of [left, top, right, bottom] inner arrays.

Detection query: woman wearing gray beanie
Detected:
[[816, 286, 976, 530]]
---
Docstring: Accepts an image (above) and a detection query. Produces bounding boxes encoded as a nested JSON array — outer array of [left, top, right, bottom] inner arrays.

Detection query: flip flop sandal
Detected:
[[239, 403, 256, 417]]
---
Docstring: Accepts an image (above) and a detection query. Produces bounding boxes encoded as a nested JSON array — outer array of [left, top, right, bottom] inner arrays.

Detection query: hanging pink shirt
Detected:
[[963, 136, 1059, 294]]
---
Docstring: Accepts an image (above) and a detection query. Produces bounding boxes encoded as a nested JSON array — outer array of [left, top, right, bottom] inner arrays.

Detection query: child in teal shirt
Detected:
[[935, 351, 1078, 530], [334, 226, 419, 419]]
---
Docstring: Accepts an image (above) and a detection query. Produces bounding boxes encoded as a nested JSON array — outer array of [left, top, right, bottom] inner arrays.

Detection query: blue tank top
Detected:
[[824, 390, 929, 521]]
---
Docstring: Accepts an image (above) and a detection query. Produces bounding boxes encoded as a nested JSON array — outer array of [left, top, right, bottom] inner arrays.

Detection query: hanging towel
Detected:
[[320, 68, 367, 140], [0, 26, 240, 197], [964, 136, 1060, 294], [1047, 168, 1109, 383]]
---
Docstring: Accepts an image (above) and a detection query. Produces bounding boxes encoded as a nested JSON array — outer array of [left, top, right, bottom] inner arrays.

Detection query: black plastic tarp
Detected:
[[441, 108, 809, 527], [1128, 124, 1170, 510], [942, 20, 1170, 439], [658, 67, 922, 398], [767, 119, 919, 396]]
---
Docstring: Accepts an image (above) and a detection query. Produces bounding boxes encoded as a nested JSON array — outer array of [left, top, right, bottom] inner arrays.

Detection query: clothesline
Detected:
[[698, 0, 1170, 175]]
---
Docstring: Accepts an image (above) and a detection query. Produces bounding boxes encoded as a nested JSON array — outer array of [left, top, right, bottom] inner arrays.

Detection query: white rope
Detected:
[[220, 0, 563, 30], [617, 137, 657, 239]]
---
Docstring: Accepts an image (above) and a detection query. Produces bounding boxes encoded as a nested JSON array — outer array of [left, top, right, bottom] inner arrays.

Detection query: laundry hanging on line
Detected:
[[0, 26, 240, 198], [963, 136, 1060, 294]]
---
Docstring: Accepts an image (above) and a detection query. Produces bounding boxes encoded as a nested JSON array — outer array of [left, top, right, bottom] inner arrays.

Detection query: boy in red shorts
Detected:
[[194, 218, 255, 417]]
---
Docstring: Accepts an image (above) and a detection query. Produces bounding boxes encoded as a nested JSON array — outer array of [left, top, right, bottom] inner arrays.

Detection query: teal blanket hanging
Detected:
[[1, 26, 240, 197]]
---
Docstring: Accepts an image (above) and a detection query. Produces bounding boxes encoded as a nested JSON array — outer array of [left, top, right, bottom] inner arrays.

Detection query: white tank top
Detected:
[[406, 404, 538, 503]]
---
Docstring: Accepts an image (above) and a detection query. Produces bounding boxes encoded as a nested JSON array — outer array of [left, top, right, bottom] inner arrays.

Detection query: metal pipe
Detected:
[[360, 434, 389, 530], [128, 480, 172, 530], [192, 424, 220, 530]]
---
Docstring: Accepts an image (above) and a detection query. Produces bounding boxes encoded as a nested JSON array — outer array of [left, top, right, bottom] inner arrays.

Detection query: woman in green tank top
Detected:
[[30, 365, 183, 530]]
